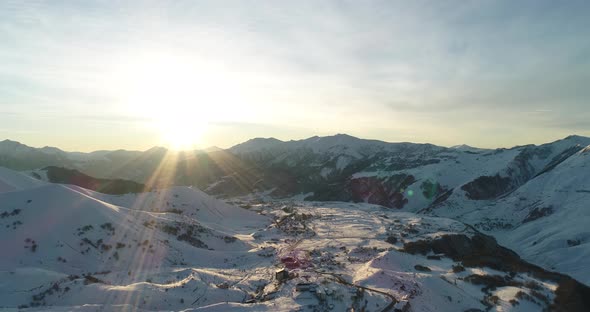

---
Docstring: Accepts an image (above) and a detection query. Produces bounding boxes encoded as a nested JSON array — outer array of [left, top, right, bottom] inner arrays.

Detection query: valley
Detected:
[[0, 134, 589, 311]]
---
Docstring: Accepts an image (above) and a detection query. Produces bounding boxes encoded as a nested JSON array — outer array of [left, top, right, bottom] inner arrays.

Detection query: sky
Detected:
[[1, 0, 589, 152]]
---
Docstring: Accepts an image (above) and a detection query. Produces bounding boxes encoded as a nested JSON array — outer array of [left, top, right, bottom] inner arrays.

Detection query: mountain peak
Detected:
[[308, 133, 358, 140], [552, 134, 590, 148], [564, 134, 590, 142], [333, 133, 358, 139], [145, 146, 168, 153], [229, 137, 285, 153], [303, 133, 364, 148], [450, 144, 487, 152], [39, 146, 64, 155], [0, 139, 33, 154], [203, 146, 223, 153], [0, 139, 24, 146], [248, 137, 284, 143]]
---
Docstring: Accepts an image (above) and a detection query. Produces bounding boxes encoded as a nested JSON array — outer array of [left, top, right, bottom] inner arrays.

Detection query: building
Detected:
[[275, 269, 289, 282]]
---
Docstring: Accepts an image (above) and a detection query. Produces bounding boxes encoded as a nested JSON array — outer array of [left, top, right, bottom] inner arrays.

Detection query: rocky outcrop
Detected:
[[461, 174, 512, 200], [402, 233, 590, 311], [403, 233, 519, 270], [523, 206, 554, 223], [461, 143, 584, 201]]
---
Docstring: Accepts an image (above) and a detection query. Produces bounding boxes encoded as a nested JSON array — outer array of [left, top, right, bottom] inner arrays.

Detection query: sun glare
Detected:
[[117, 52, 244, 150]]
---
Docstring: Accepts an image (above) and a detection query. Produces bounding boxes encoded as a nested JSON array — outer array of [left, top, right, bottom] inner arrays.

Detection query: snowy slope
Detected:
[[72, 186, 267, 235], [223, 135, 590, 212], [2, 167, 588, 311], [1, 134, 590, 311], [416, 136, 590, 214], [0, 166, 46, 193], [354, 146, 523, 211], [449, 145, 590, 284], [0, 168, 271, 310], [3, 135, 587, 212]]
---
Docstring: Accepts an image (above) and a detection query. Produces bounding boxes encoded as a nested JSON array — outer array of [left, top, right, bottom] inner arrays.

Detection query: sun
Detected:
[[116, 52, 243, 150], [156, 118, 206, 150]]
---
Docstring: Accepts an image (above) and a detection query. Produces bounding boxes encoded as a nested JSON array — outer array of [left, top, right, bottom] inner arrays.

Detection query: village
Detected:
[[238, 201, 413, 312]]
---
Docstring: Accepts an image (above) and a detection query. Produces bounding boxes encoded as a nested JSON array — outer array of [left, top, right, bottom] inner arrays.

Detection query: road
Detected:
[[314, 270, 398, 312]]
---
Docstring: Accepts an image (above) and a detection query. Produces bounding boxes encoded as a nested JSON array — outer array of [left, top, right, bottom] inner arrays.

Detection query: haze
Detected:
[[1, 0, 589, 151]]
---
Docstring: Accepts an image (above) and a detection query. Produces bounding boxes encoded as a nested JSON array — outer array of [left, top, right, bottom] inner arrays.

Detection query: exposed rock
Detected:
[[567, 239, 581, 247], [523, 206, 554, 223], [385, 235, 398, 245], [402, 233, 590, 311], [552, 278, 590, 312], [414, 264, 431, 272], [461, 174, 512, 200], [403, 233, 520, 271]]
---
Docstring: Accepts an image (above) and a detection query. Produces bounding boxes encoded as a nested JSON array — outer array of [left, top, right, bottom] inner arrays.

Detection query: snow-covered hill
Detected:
[[2, 134, 590, 295], [3, 135, 588, 211], [2, 168, 590, 311], [220, 134, 590, 214], [0, 166, 46, 193], [429, 144, 590, 284], [0, 168, 271, 310]]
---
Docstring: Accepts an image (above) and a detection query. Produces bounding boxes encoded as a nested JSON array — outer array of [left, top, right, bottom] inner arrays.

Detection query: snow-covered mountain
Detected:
[[0, 140, 245, 190], [4, 134, 587, 211], [218, 134, 448, 203], [1, 134, 590, 290], [430, 142, 590, 285], [222, 134, 590, 211], [226, 135, 590, 286], [1, 167, 588, 311], [0, 168, 270, 310]]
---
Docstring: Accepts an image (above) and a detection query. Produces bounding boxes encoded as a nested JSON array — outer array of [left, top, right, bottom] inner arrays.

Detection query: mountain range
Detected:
[[2, 134, 589, 210], [1, 134, 590, 311]]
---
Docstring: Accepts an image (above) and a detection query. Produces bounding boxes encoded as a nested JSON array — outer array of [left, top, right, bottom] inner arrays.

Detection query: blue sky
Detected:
[[1, 1, 589, 151]]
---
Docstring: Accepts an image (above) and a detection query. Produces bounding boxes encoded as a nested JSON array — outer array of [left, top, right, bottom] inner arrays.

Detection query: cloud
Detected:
[[0, 1, 589, 149]]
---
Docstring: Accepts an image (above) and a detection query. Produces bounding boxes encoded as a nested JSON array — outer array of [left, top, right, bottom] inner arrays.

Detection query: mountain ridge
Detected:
[[5, 133, 590, 156]]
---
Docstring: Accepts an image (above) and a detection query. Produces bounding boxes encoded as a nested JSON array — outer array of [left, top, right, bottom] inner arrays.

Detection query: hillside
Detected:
[[3, 135, 588, 210], [2, 134, 590, 288], [0, 168, 269, 310], [438, 144, 590, 284], [31, 166, 146, 195], [1, 167, 588, 311]]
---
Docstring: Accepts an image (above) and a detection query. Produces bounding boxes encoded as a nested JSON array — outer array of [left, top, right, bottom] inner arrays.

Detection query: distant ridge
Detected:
[[2, 133, 589, 155]]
